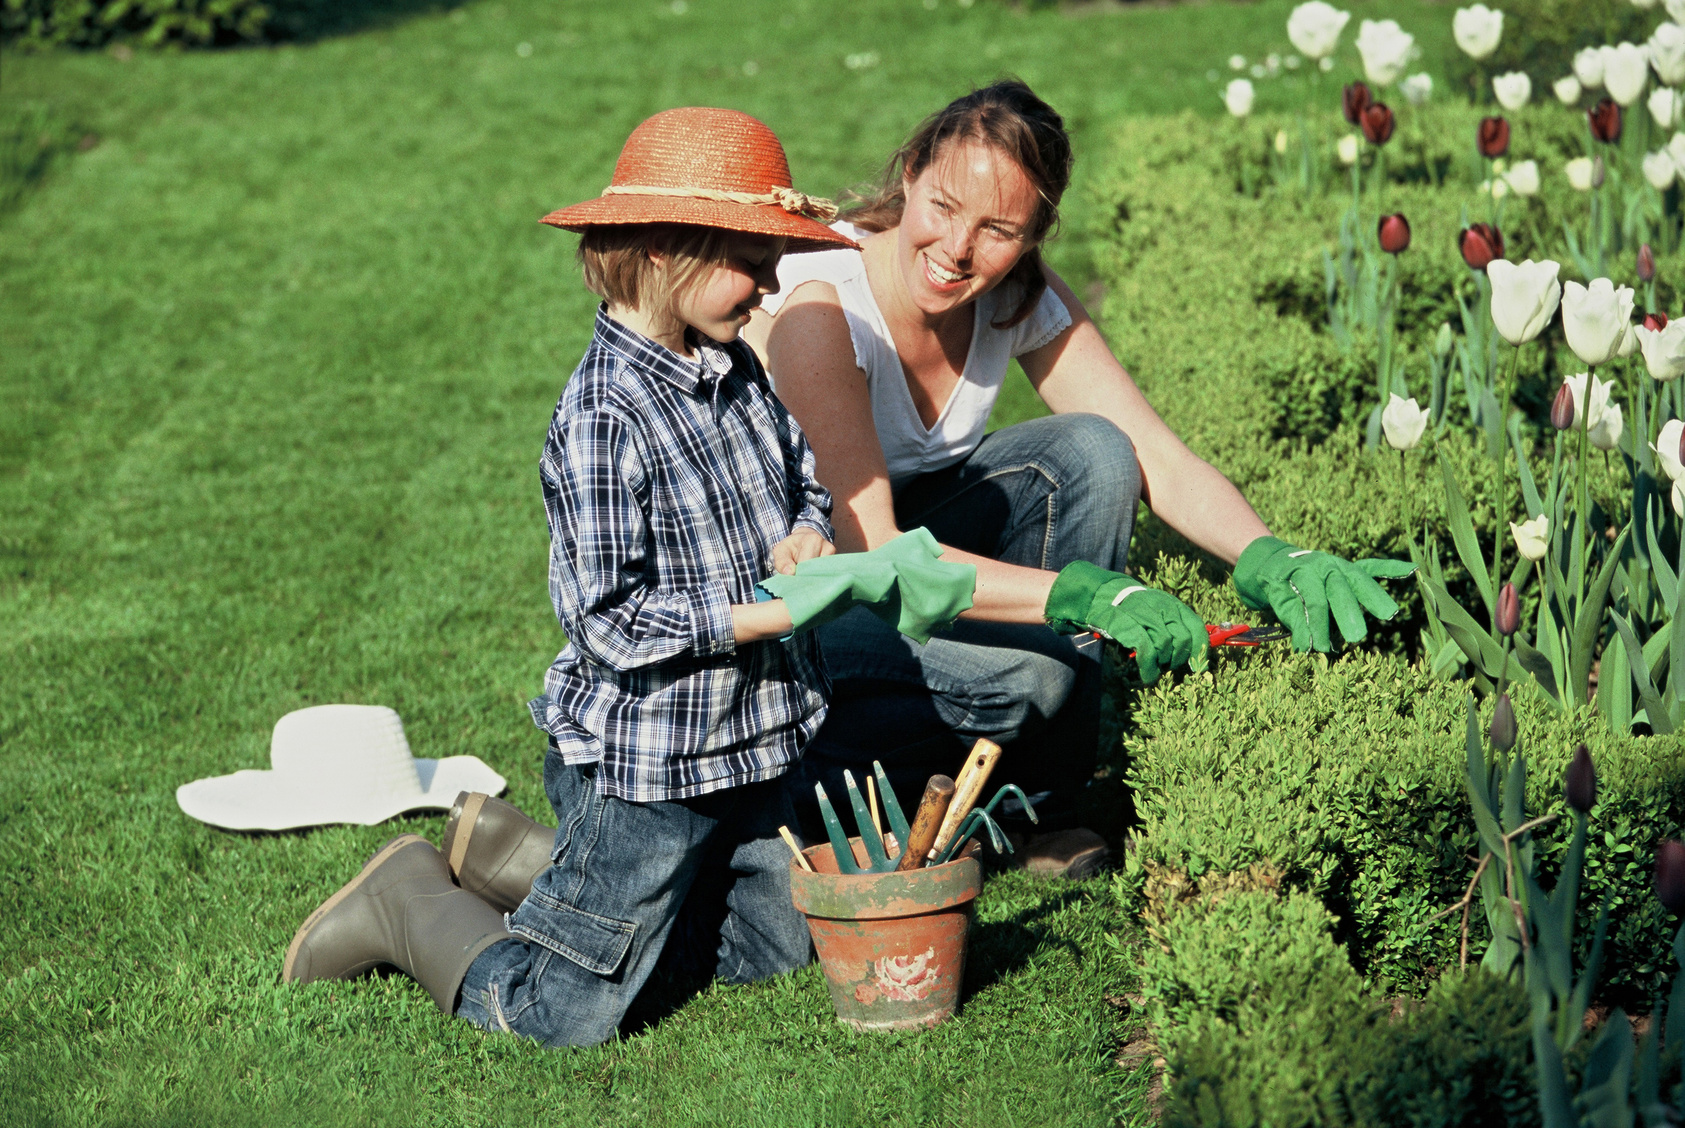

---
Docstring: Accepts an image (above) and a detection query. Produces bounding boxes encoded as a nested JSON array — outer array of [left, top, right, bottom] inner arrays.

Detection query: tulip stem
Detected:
[[1491, 343, 1523, 606], [1399, 449, 1412, 555], [1579, 365, 1595, 562]]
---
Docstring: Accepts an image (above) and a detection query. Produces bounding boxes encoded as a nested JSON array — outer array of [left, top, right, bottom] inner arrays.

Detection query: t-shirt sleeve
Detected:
[[1008, 283, 1074, 357], [762, 247, 858, 317]]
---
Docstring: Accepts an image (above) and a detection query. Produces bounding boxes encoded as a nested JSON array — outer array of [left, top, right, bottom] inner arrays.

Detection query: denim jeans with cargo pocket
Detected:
[[454, 752, 812, 1047]]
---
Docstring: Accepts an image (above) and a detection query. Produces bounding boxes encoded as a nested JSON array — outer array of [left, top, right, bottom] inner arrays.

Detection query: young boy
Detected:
[[282, 108, 862, 1045]]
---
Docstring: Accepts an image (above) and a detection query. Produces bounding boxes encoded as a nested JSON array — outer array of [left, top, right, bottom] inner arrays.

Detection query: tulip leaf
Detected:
[[1601, 616, 1633, 730], [1512, 632, 1563, 706], [1642, 619, 1671, 689], [1672, 577, 1685, 703], [1423, 576, 1534, 692], [1431, 638, 1465, 678], [1479, 386, 1504, 463], [1437, 454, 1495, 617], [1512, 420, 1544, 520], [1463, 700, 1507, 859], [1613, 610, 1673, 734], [1648, 500, 1677, 611], [1571, 527, 1630, 707]]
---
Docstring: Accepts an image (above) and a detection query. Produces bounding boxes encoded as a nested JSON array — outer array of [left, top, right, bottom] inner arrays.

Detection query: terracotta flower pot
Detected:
[[789, 839, 982, 1031]]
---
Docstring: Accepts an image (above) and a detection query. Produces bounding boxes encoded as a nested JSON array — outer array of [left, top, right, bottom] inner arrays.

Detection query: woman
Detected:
[[745, 81, 1410, 873]]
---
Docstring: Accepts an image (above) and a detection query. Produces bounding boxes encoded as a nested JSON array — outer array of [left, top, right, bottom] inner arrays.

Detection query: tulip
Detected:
[[1511, 514, 1550, 561], [1676, 478, 1685, 518], [1356, 19, 1414, 86], [1655, 419, 1685, 478], [1646, 149, 1679, 189], [1381, 394, 1429, 450], [1488, 692, 1517, 751], [1493, 71, 1532, 111], [1378, 213, 1411, 254], [1590, 400, 1624, 450], [1360, 102, 1395, 145], [1618, 323, 1640, 358], [1594, 154, 1607, 187], [1639, 320, 1685, 381], [1562, 278, 1637, 365], [1671, 0, 1685, 20], [1576, 46, 1607, 89], [1223, 79, 1255, 117], [1435, 322, 1455, 357], [1563, 373, 1619, 439], [1555, 75, 1584, 104], [1342, 81, 1372, 125], [1552, 380, 1578, 430], [1484, 175, 1511, 201], [1658, 840, 1685, 914], [1403, 73, 1434, 106], [1564, 744, 1597, 813], [1337, 133, 1361, 166], [1604, 43, 1650, 106], [1590, 97, 1624, 142], [1647, 311, 1670, 331], [1566, 156, 1597, 190], [1487, 258, 1563, 345], [1460, 224, 1504, 270], [1495, 582, 1520, 637], [1477, 115, 1510, 157], [1502, 159, 1540, 196], [1653, 22, 1685, 86], [1653, 86, 1685, 131], [1640, 244, 1658, 283], [1454, 4, 1504, 60], [1640, 0, 1660, 10], [1670, 131, 1685, 171], [1287, 1, 1351, 59]]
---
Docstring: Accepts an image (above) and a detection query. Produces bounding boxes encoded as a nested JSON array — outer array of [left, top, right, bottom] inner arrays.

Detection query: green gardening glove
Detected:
[[1233, 536, 1416, 652], [758, 528, 977, 643], [1044, 561, 1208, 686]]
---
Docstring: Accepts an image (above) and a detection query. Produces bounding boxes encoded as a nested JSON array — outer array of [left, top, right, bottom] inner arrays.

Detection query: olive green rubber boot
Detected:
[[282, 834, 511, 1013], [440, 792, 555, 914]]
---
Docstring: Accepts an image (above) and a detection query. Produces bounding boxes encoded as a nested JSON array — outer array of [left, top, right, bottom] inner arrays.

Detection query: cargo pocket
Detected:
[[507, 888, 635, 977]]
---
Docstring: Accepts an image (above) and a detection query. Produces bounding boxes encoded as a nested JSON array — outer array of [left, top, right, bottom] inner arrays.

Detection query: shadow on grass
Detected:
[[263, 0, 466, 43]]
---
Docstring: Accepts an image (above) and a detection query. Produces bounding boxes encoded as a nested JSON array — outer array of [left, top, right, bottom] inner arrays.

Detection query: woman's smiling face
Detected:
[[895, 139, 1041, 317]]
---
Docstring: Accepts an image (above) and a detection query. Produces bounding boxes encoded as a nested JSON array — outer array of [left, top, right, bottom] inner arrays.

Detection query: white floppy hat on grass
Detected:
[[176, 704, 506, 831]]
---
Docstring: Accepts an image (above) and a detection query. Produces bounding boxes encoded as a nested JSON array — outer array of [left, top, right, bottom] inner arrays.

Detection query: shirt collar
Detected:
[[594, 306, 737, 394]]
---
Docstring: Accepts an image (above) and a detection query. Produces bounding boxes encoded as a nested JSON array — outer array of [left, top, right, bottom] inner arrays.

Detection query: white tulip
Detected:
[[1656, 419, 1685, 479], [1604, 43, 1651, 105], [1287, 1, 1351, 59], [1576, 46, 1607, 88], [1591, 402, 1625, 450], [1618, 323, 1641, 358], [1671, 0, 1685, 23], [1487, 258, 1563, 345], [1554, 75, 1583, 104], [1484, 176, 1511, 200], [1337, 133, 1361, 165], [1510, 514, 1550, 562], [1674, 478, 1685, 518], [1401, 73, 1434, 105], [1669, 131, 1685, 170], [1274, 129, 1290, 154], [1356, 19, 1415, 86], [1223, 78, 1255, 116], [1564, 373, 1619, 439], [1562, 279, 1638, 365], [1646, 149, 1680, 188], [1381, 394, 1431, 451], [1453, 4, 1504, 60], [1503, 159, 1540, 196], [1566, 156, 1597, 191], [1493, 71, 1532, 110], [1654, 23, 1685, 85], [1638, 320, 1685, 381], [1639, 0, 1660, 10], [1652, 86, 1684, 129]]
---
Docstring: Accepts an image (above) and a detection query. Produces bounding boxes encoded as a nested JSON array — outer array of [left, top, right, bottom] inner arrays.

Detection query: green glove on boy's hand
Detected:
[[1233, 535, 1416, 651], [1043, 561, 1208, 685], [758, 528, 976, 643]]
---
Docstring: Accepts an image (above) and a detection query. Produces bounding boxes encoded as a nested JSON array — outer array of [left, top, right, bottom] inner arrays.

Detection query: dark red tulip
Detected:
[[1565, 744, 1597, 813], [1552, 381, 1577, 430], [1658, 841, 1685, 914], [1496, 583, 1520, 637], [1646, 311, 1670, 332], [1639, 244, 1657, 283], [1477, 116, 1511, 158], [1378, 213, 1411, 254], [1361, 102, 1396, 146], [1589, 98, 1622, 144], [1459, 224, 1505, 271], [1343, 82, 1373, 125], [1677, 423, 1685, 470], [1489, 693, 1517, 752]]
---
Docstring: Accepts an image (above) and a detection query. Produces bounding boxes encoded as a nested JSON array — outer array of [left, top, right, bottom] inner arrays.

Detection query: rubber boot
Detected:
[[440, 792, 555, 914], [283, 834, 511, 1013]]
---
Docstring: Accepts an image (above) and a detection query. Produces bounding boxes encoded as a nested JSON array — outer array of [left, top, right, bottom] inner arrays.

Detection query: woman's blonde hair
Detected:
[[576, 224, 737, 316], [844, 79, 1073, 330]]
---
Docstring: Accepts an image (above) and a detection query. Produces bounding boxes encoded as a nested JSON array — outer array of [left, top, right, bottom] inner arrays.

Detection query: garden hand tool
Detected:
[[931, 738, 1003, 859], [283, 834, 511, 1013], [895, 774, 956, 871], [758, 527, 977, 642], [441, 791, 555, 914], [1043, 561, 1209, 685], [1233, 536, 1416, 651], [931, 807, 1013, 866]]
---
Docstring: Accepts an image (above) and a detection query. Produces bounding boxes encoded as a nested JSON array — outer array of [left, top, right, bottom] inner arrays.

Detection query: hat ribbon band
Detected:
[[600, 183, 840, 223]]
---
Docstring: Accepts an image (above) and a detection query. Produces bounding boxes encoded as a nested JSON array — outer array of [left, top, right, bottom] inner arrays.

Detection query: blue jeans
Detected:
[[455, 754, 811, 1047], [796, 413, 1141, 827]]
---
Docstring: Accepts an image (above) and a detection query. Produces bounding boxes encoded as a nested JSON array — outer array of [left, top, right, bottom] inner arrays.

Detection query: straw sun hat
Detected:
[[175, 705, 506, 832], [541, 107, 860, 254]]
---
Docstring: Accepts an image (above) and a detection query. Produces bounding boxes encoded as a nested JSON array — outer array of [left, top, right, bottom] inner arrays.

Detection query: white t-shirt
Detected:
[[762, 221, 1073, 489]]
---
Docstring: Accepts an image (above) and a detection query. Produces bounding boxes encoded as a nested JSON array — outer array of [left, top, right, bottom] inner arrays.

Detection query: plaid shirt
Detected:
[[527, 307, 832, 802]]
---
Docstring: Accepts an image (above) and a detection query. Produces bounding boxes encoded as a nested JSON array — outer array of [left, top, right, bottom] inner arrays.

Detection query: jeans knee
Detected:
[[1051, 414, 1139, 506]]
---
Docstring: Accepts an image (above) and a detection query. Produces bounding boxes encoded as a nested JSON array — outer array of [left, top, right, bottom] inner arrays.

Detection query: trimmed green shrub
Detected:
[[1, 0, 269, 48]]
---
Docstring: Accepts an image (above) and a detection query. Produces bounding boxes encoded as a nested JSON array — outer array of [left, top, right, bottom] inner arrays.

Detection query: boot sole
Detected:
[[282, 834, 429, 983]]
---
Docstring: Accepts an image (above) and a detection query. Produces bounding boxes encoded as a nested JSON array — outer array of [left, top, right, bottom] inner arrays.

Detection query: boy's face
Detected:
[[675, 233, 786, 344]]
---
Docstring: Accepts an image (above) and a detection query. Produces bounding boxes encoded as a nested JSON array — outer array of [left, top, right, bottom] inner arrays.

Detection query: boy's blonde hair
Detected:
[[577, 224, 737, 316]]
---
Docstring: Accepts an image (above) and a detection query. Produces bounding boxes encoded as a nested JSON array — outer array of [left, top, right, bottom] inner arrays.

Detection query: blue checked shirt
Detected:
[[527, 307, 833, 802]]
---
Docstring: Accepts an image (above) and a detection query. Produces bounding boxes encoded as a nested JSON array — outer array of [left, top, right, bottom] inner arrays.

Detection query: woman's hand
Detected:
[[771, 527, 836, 575]]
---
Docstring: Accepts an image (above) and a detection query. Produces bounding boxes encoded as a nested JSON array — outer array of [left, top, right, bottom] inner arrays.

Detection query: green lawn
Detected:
[[2, 0, 1466, 1123]]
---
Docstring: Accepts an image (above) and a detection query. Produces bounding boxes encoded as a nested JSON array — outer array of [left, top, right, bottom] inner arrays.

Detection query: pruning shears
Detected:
[[1101, 621, 1290, 653]]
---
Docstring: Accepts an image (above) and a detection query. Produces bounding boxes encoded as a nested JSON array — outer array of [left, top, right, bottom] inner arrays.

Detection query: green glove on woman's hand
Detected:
[[1044, 561, 1209, 685], [1233, 536, 1415, 651]]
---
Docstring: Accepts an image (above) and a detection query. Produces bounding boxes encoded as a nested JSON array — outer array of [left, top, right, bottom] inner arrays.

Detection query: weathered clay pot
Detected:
[[789, 839, 982, 1031]]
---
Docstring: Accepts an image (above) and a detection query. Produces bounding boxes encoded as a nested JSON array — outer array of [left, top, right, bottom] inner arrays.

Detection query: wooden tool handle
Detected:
[[895, 775, 956, 871], [931, 738, 1003, 857]]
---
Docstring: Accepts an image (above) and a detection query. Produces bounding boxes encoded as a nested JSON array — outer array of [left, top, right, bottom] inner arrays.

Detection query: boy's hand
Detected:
[[771, 528, 835, 576]]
